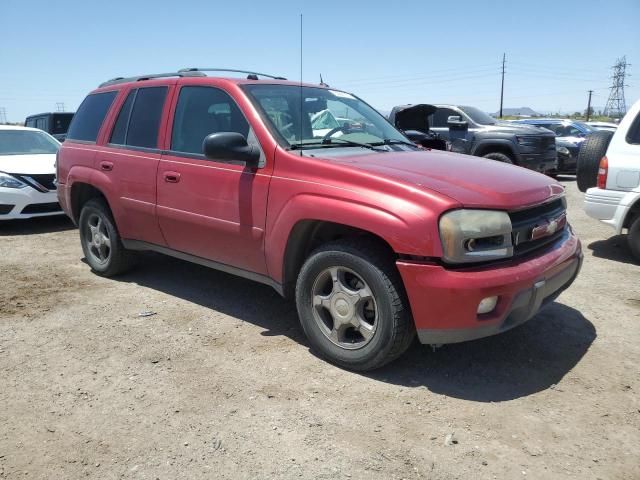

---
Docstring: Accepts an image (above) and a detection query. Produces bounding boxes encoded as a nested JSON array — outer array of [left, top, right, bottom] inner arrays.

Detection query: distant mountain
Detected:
[[493, 107, 540, 117]]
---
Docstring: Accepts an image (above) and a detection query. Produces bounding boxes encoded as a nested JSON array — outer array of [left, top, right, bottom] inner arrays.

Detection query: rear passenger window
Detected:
[[171, 86, 250, 155], [126, 87, 167, 148], [108, 87, 167, 149], [109, 91, 135, 145], [67, 91, 117, 142]]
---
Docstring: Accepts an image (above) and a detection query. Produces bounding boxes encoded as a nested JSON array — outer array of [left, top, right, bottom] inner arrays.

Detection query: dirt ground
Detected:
[[1, 178, 639, 480]]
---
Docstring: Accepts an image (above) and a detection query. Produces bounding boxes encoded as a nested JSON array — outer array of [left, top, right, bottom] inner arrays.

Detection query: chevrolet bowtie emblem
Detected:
[[531, 212, 567, 241]]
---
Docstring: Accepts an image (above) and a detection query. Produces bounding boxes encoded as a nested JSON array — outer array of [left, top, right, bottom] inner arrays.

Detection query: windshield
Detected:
[[0, 130, 59, 155], [459, 106, 497, 125], [243, 84, 408, 148]]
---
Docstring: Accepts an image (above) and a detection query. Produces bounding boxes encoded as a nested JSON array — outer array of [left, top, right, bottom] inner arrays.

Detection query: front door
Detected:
[[156, 85, 270, 275]]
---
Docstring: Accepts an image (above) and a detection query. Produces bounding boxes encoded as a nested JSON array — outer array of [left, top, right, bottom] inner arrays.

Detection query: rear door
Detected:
[[96, 84, 172, 245], [156, 84, 270, 274]]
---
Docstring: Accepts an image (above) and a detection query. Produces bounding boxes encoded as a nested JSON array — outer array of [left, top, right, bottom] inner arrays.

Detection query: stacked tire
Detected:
[[576, 130, 614, 192]]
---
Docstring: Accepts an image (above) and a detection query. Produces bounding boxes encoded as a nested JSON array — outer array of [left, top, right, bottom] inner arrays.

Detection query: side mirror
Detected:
[[203, 132, 261, 168], [447, 115, 468, 131]]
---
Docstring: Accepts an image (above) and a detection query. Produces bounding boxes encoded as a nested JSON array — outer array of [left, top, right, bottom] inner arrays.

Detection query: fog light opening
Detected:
[[477, 296, 498, 315]]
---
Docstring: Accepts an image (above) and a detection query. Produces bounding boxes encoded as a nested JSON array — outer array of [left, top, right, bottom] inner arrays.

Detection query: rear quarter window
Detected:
[[67, 91, 117, 142], [626, 111, 640, 145]]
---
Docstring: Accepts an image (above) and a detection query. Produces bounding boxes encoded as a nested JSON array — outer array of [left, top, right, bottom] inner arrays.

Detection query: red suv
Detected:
[[57, 68, 582, 370]]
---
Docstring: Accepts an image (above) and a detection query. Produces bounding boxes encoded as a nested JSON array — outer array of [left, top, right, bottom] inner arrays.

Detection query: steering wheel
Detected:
[[322, 125, 352, 142]]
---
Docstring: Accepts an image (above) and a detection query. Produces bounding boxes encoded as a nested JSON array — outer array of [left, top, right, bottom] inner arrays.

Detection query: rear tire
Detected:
[[295, 238, 415, 371], [79, 198, 135, 276], [577, 131, 614, 192], [483, 152, 513, 164], [628, 216, 640, 262]]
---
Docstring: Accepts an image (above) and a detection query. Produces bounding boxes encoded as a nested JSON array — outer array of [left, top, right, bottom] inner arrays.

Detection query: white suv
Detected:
[[584, 99, 640, 260], [0, 125, 63, 220]]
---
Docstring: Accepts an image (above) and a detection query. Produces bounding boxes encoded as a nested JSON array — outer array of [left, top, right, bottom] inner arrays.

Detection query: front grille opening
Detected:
[[20, 202, 61, 214], [509, 197, 567, 258], [0, 204, 15, 215]]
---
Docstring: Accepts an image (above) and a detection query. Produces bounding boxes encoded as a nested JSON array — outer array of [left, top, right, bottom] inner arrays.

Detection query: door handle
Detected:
[[99, 161, 114, 171], [163, 171, 181, 183]]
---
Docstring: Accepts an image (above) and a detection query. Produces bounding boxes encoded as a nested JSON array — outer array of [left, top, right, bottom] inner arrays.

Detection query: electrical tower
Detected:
[[603, 56, 630, 119], [0, 107, 7, 124], [56, 102, 65, 112]]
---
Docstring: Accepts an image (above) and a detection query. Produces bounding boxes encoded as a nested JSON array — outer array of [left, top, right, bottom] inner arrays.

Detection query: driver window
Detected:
[[171, 86, 250, 155], [430, 108, 457, 128]]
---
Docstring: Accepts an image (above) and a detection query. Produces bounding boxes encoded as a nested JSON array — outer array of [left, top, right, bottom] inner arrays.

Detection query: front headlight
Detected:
[[0, 172, 28, 189], [439, 209, 513, 263], [556, 146, 570, 155]]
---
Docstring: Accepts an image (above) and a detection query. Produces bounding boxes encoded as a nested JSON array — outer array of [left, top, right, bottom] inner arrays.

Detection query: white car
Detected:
[[586, 121, 618, 133], [0, 125, 63, 220], [584, 100, 640, 260]]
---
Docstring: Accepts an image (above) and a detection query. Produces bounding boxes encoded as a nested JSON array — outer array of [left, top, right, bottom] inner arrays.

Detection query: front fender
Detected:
[[265, 192, 442, 282]]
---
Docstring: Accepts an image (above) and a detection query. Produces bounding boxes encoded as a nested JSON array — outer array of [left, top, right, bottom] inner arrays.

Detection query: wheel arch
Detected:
[[281, 220, 396, 298], [472, 140, 517, 161]]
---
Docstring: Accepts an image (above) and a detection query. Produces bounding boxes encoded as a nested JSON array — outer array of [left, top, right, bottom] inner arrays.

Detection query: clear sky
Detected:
[[1, 0, 639, 122]]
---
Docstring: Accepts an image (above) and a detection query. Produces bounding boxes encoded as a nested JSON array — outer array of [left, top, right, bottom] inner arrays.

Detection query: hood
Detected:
[[0, 153, 57, 175], [388, 104, 438, 134], [318, 148, 563, 209]]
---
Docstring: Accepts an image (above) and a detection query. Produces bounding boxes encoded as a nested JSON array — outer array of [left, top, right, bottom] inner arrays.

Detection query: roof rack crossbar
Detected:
[[98, 71, 206, 88], [178, 67, 287, 80]]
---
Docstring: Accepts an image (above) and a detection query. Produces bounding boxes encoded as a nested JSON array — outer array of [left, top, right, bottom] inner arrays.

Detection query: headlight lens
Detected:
[[0, 172, 28, 189], [439, 209, 513, 263], [556, 146, 570, 155]]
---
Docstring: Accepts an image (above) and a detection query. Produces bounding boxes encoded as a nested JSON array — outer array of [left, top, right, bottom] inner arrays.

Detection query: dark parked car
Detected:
[[390, 104, 557, 173], [25, 112, 75, 142], [554, 137, 579, 174]]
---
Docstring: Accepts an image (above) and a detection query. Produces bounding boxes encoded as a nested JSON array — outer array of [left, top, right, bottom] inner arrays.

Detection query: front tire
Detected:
[[483, 152, 513, 164], [295, 238, 415, 371], [79, 198, 134, 276]]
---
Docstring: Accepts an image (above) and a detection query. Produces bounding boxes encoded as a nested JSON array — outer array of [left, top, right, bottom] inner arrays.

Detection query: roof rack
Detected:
[[98, 71, 206, 88], [178, 68, 287, 80]]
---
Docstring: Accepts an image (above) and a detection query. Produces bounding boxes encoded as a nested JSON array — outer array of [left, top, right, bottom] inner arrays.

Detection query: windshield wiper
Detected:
[[289, 138, 385, 151], [376, 138, 418, 148]]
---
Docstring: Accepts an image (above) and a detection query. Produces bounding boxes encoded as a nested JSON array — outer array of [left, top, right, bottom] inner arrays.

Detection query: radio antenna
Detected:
[[299, 13, 303, 155]]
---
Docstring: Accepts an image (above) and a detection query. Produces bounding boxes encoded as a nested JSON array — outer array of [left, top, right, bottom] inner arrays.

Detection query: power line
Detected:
[[604, 56, 630, 119]]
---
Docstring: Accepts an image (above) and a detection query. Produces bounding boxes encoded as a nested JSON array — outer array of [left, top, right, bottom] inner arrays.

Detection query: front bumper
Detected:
[[396, 229, 582, 344], [584, 187, 638, 234], [0, 186, 63, 220], [517, 151, 558, 173]]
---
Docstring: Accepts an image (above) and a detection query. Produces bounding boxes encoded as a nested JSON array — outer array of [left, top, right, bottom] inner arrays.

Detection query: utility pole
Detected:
[[499, 53, 506, 119], [56, 102, 65, 112], [0, 107, 6, 124], [586, 90, 593, 121], [604, 56, 630, 119]]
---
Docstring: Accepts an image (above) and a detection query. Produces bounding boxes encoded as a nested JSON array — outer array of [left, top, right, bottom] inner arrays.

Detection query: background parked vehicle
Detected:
[[584, 99, 640, 261], [390, 103, 558, 173], [24, 112, 75, 142], [553, 137, 580, 174], [57, 69, 581, 371], [0, 125, 63, 219], [586, 121, 618, 133]]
